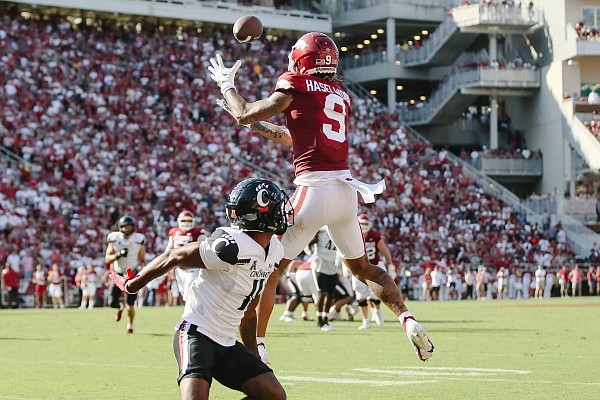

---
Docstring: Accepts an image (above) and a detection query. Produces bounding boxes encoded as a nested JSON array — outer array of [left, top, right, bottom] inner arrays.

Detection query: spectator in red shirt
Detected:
[[569, 266, 585, 297], [2, 263, 20, 309], [586, 266, 596, 296], [557, 265, 570, 298]]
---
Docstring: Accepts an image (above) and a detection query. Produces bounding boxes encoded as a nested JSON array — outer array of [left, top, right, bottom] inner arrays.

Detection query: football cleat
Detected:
[[358, 320, 371, 330], [115, 304, 124, 322], [321, 324, 336, 332], [279, 314, 296, 322], [328, 309, 342, 321]]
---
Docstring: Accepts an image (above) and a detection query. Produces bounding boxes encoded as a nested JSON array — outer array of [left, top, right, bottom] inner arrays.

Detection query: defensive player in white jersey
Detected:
[[166, 210, 206, 302], [306, 228, 339, 331], [105, 215, 146, 334], [210, 32, 434, 363], [109, 178, 292, 400]]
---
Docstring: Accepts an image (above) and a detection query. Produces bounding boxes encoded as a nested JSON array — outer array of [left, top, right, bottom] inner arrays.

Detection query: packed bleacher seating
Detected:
[[0, 9, 587, 306]]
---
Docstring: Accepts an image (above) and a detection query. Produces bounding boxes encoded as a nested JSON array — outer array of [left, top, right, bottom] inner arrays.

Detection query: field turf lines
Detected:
[[1, 297, 599, 399]]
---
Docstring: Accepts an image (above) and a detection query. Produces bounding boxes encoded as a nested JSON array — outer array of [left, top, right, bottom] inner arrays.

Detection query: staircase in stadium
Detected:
[[400, 67, 540, 125], [401, 3, 542, 67]]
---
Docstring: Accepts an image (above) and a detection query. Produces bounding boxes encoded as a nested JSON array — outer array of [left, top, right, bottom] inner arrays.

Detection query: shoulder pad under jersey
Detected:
[[207, 228, 239, 265]]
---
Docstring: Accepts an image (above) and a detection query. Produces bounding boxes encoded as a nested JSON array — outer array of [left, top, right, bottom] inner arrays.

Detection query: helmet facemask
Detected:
[[288, 32, 339, 76], [118, 215, 135, 236], [177, 210, 195, 232], [226, 178, 294, 235]]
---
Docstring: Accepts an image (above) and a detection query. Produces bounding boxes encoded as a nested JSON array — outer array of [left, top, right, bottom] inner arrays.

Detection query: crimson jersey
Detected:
[[168, 227, 204, 248], [363, 229, 383, 265], [275, 72, 351, 176]]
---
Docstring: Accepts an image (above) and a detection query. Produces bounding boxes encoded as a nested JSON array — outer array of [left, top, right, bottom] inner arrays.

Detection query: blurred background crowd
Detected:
[[1, 10, 598, 308]]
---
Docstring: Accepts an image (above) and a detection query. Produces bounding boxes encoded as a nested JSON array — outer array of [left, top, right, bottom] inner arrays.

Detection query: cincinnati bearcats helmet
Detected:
[[226, 178, 294, 235], [177, 210, 195, 232], [118, 214, 135, 234], [358, 214, 372, 234], [288, 32, 339, 76]]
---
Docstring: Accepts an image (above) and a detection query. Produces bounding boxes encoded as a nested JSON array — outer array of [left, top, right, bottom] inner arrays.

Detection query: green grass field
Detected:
[[1, 297, 599, 399]]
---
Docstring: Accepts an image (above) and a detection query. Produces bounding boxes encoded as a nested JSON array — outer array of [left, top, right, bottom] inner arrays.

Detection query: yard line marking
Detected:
[[278, 376, 439, 386], [278, 373, 600, 387], [354, 366, 531, 376]]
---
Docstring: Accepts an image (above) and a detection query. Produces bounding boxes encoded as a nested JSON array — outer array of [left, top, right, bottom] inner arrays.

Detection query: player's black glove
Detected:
[[115, 248, 128, 259]]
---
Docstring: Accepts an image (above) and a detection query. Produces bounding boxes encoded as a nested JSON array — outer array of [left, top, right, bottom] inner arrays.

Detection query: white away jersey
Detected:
[[310, 228, 338, 275], [177, 227, 283, 346], [106, 231, 146, 274]]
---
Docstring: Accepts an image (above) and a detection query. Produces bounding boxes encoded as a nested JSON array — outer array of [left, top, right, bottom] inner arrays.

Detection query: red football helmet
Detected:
[[177, 210, 195, 232], [358, 214, 372, 234], [288, 32, 339, 76]]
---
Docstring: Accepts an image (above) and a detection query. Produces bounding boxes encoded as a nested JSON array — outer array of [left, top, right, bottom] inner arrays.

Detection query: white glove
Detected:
[[387, 264, 397, 281], [208, 54, 241, 95], [257, 339, 271, 365], [400, 311, 434, 362]]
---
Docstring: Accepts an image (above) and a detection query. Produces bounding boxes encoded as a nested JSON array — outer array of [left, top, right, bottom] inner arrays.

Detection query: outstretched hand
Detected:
[[108, 268, 136, 294], [208, 54, 241, 95], [400, 312, 434, 362]]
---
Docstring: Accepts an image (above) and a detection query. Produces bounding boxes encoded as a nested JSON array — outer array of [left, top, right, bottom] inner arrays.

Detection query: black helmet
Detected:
[[226, 178, 294, 235], [118, 215, 135, 233]]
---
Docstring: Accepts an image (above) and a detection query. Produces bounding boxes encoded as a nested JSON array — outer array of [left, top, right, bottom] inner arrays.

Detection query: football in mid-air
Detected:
[[233, 15, 263, 43]]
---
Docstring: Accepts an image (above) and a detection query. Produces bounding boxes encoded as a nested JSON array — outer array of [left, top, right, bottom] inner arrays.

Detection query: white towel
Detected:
[[337, 176, 386, 204]]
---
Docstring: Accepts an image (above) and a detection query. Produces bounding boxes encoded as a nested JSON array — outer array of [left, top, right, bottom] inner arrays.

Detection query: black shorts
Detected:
[[315, 272, 339, 295], [173, 322, 272, 390], [334, 281, 352, 300], [109, 282, 137, 307]]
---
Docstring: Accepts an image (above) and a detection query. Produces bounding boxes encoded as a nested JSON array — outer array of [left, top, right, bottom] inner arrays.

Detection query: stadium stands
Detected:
[[0, 9, 591, 307]]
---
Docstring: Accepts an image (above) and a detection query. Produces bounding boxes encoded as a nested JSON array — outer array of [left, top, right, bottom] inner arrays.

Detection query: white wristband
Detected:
[[220, 83, 236, 95], [399, 311, 413, 323], [123, 281, 138, 295]]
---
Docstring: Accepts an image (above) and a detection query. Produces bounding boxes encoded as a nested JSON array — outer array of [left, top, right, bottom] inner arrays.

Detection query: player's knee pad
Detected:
[[357, 299, 368, 307]]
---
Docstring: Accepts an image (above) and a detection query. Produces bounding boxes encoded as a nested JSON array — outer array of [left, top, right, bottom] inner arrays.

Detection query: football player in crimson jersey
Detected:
[[166, 210, 206, 302], [108, 178, 291, 400], [355, 214, 396, 327], [209, 32, 433, 362]]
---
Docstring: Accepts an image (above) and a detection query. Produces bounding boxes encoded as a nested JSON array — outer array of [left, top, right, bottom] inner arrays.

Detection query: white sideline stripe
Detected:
[[354, 366, 531, 376], [278, 376, 439, 386]]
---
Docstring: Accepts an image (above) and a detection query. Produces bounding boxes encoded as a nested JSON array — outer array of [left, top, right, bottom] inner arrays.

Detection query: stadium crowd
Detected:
[[0, 10, 596, 309]]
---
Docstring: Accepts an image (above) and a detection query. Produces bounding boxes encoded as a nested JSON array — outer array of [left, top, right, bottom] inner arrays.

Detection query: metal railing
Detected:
[[401, 3, 541, 66], [405, 125, 543, 227], [0, 146, 30, 169], [333, 0, 457, 13], [473, 157, 543, 176], [400, 67, 540, 124], [452, 3, 541, 27], [401, 16, 458, 65]]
